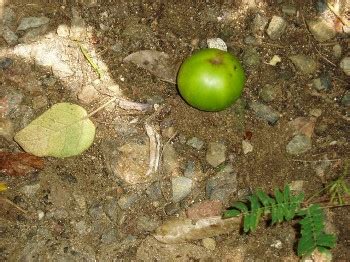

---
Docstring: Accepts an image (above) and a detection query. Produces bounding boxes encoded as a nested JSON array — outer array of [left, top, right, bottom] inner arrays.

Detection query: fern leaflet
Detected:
[[297, 204, 337, 257]]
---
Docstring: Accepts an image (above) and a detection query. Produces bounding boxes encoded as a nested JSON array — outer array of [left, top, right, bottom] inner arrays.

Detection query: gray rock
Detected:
[[104, 197, 122, 222], [206, 142, 227, 167], [118, 192, 140, 210], [146, 181, 163, 201], [20, 183, 40, 197], [289, 55, 317, 75], [184, 160, 196, 178], [243, 47, 261, 67], [266, 16, 287, 40], [2, 7, 16, 27], [186, 137, 204, 150], [74, 220, 91, 235], [307, 18, 336, 42], [2, 26, 18, 45], [20, 24, 49, 43], [89, 203, 107, 220], [282, 4, 297, 15], [251, 13, 268, 34], [340, 57, 350, 76], [259, 84, 280, 102], [137, 215, 161, 232], [162, 144, 180, 175], [164, 202, 180, 215], [206, 164, 237, 204], [42, 75, 57, 87], [341, 91, 350, 107], [312, 74, 332, 91], [249, 101, 280, 125], [286, 134, 312, 155], [332, 44, 342, 58], [101, 229, 118, 244], [17, 16, 50, 31], [244, 35, 258, 45], [0, 58, 13, 70], [172, 176, 193, 203]]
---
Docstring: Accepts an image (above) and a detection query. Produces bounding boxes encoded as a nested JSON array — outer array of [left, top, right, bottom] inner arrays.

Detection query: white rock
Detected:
[[57, 24, 70, 37], [242, 140, 253, 154], [267, 55, 281, 66], [207, 38, 227, 51]]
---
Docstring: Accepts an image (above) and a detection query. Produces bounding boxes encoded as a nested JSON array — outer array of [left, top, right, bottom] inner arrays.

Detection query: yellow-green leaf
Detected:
[[14, 103, 95, 158], [0, 183, 7, 192]]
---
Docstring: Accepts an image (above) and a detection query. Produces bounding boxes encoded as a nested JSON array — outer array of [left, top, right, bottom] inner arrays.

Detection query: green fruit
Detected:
[[177, 48, 246, 111]]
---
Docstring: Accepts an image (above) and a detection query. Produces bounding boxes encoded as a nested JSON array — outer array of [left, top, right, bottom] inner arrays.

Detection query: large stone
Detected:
[[307, 18, 336, 42], [206, 142, 226, 167], [266, 16, 287, 40], [289, 55, 317, 75], [17, 16, 50, 31], [286, 134, 312, 155]]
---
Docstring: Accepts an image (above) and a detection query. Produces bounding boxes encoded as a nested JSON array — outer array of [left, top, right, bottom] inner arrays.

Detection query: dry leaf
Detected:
[[0, 152, 44, 176]]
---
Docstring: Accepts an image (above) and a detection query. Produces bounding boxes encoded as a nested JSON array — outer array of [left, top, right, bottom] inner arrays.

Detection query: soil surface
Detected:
[[0, 1, 349, 261]]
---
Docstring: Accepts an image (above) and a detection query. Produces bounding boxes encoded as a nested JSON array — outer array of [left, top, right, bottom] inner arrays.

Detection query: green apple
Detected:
[[177, 48, 246, 111]]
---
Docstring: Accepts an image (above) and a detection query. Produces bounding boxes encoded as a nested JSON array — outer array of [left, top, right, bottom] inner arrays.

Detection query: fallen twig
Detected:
[[145, 123, 161, 176]]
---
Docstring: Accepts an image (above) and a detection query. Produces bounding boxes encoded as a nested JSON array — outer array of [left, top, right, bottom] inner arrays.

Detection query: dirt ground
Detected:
[[0, 0, 349, 261]]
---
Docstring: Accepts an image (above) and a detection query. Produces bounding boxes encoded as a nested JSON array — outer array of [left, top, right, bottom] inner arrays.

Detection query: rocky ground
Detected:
[[0, 0, 349, 261]]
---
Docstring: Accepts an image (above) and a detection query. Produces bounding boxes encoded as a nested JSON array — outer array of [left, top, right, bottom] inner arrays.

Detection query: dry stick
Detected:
[[0, 197, 28, 215], [145, 123, 158, 177], [291, 159, 342, 163], [314, 48, 337, 67], [86, 96, 118, 118]]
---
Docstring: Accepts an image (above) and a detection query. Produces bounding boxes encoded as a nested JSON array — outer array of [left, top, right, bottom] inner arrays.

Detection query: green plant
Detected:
[[223, 185, 337, 257], [177, 48, 245, 111], [329, 163, 350, 205]]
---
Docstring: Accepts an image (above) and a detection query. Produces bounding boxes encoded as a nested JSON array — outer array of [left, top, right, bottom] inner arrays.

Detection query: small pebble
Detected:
[[186, 137, 204, 150], [0, 58, 13, 70], [282, 4, 297, 15], [341, 91, 350, 107], [289, 55, 317, 75], [340, 57, 350, 76], [202, 238, 216, 251], [242, 140, 253, 154], [266, 16, 287, 40], [57, 24, 70, 37], [249, 101, 280, 125], [286, 135, 312, 155], [206, 142, 226, 167], [17, 16, 50, 31], [172, 176, 193, 203], [312, 74, 332, 91], [332, 44, 342, 58]]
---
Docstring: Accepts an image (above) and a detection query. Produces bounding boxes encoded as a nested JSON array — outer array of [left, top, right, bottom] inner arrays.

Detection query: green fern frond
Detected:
[[223, 185, 304, 232], [297, 204, 336, 257]]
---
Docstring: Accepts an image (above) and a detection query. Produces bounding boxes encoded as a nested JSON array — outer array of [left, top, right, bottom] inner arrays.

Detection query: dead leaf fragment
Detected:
[[123, 50, 180, 84], [0, 152, 44, 176]]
